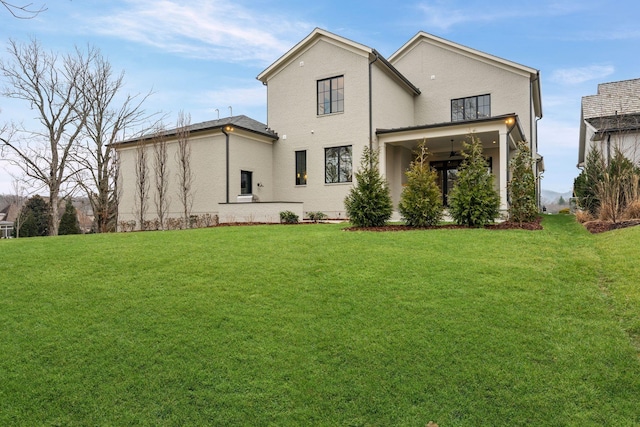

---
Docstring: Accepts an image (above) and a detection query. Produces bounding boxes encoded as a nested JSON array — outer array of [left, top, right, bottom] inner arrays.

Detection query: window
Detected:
[[317, 76, 344, 115], [295, 150, 307, 185], [241, 170, 252, 195], [325, 145, 352, 183], [451, 94, 491, 122]]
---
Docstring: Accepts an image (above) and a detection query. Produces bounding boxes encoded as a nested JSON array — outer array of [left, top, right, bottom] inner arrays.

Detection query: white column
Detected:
[[379, 140, 387, 179], [498, 131, 508, 212]]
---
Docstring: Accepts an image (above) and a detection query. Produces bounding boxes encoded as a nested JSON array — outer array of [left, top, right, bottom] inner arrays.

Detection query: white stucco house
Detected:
[[578, 78, 640, 168], [114, 28, 543, 228]]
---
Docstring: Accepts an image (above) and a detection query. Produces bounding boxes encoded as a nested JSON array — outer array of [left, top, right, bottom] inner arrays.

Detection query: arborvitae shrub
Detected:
[[344, 147, 393, 227], [448, 135, 500, 227], [59, 198, 82, 235], [508, 141, 538, 224], [399, 141, 443, 227]]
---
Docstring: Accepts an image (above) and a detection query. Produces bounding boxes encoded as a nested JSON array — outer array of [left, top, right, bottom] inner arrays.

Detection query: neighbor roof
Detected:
[[582, 78, 640, 120]]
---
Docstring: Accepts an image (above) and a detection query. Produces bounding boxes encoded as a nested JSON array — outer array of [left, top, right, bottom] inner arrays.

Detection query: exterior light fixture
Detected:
[[505, 117, 515, 125]]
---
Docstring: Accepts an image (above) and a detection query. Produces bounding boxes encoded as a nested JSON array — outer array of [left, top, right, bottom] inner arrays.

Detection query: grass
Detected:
[[1, 215, 639, 425]]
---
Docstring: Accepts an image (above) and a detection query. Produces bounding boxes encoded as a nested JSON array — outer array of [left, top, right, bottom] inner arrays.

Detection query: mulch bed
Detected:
[[582, 219, 640, 234], [344, 216, 543, 232]]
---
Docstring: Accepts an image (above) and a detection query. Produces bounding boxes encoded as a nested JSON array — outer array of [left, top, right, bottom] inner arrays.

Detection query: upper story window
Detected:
[[451, 94, 491, 122], [317, 76, 344, 115]]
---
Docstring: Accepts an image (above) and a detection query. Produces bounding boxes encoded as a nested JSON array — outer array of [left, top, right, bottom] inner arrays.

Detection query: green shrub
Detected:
[[307, 211, 328, 223], [58, 199, 81, 235], [17, 195, 49, 237], [279, 210, 299, 224], [508, 141, 538, 224], [344, 147, 393, 227], [448, 135, 500, 227], [574, 145, 603, 216], [399, 140, 443, 227]]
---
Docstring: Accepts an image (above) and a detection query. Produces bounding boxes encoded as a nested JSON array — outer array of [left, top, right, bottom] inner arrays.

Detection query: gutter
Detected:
[[221, 126, 230, 203], [369, 51, 379, 160]]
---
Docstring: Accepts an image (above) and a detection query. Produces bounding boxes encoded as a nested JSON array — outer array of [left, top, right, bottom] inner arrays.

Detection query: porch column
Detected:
[[498, 130, 509, 212], [379, 141, 387, 179]]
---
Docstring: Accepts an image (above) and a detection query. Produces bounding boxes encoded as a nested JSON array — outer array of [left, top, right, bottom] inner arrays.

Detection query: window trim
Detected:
[[317, 75, 344, 116], [324, 145, 352, 184], [451, 94, 491, 122]]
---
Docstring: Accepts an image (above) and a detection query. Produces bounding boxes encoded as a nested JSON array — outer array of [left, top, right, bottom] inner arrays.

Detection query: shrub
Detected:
[[448, 135, 500, 227], [558, 208, 571, 215], [307, 211, 328, 223], [508, 141, 538, 224], [58, 199, 81, 235], [575, 210, 594, 223], [574, 145, 604, 215], [623, 199, 640, 219], [344, 147, 393, 227], [279, 210, 299, 224], [398, 140, 443, 227], [17, 195, 49, 237]]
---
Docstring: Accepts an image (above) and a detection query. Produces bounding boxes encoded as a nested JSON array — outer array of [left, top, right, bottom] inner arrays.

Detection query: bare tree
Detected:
[[175, 111, 193, 228], [134, 138, 149, 230], [8, 178, 26, 238], [75, 52, 153, 233], [152, 125, 169, 230], [1, 1, 46, 19], [0, 39, 95, 235]]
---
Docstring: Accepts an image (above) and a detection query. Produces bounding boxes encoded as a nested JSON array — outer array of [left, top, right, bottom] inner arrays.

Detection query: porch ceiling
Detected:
[[376, 114, 525, 153]]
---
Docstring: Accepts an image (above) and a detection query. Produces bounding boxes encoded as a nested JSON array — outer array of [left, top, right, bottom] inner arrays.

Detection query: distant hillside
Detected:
[[541, 189, 572, 205]]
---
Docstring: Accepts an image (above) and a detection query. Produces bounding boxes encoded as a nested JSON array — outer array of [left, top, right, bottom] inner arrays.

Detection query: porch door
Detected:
[[431, 160, 462, 206]]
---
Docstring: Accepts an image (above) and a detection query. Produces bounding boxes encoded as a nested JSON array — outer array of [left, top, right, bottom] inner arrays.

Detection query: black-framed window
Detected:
[[451, 94, 491, 122], [295, 150, 307, 185], [241, 170, 252, 195], [325, 145, 352, 183], [317, 76, 344, 115]]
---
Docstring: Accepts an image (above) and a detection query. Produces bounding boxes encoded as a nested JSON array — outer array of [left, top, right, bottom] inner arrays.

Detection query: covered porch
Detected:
[[377, 114, 526, 213]]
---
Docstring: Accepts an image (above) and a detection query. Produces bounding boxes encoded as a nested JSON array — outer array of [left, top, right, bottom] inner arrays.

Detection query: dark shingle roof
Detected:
[[116, 115, 277, 146]]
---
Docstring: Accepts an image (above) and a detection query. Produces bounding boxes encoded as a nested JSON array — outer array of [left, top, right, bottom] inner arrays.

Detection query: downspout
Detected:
[[369, 51, 379, 169], [221, 126, 230, 203]]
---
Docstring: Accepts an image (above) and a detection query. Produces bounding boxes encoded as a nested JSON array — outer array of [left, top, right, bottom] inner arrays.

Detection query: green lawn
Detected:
[[1, 215, 639, 426]]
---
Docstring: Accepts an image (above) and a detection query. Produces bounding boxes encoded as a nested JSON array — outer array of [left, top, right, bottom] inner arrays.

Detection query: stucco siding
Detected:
[[265, 38, 371, 217], [117, 131, 274, 229], [392, 41, 533, 143]]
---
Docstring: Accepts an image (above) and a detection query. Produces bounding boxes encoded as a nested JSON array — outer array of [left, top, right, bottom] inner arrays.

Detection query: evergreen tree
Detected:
[[508, 141, 538, 224], [58, 198, 81, 235], [344, 147, 393, 227], [574, 144, 603, 215], [17, 195, 49, 237], [399, 140, 443, 227], [558, 196, 566, 205], [448, 135, 500, 227]]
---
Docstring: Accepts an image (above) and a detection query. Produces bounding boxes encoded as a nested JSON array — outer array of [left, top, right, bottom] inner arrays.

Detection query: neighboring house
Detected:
[[115, 28, 543, 228], [0, 203, 19, 238], [578, 78, 640, 168]]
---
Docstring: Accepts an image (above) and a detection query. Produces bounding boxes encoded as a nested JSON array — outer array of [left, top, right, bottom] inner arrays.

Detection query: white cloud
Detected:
[[87, 0, 312, 63], [550, 65, 615, 85]]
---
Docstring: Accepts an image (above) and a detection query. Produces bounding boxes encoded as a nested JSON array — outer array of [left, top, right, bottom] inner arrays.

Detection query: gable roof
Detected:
[[114, 115, 278, 147], [389, 31, 542, 118], [257, 28, 420, 95]]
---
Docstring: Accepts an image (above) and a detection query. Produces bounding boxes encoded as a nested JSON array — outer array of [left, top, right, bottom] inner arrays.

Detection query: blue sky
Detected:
[[1, 0, 639, 195]]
